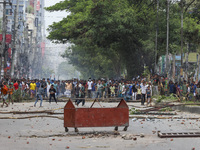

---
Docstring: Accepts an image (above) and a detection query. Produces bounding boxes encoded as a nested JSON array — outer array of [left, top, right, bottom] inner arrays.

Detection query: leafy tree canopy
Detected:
[[46, 0, 200, 79]]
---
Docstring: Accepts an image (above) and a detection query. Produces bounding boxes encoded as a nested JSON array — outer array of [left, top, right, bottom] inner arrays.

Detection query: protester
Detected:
[[74, 82, 80, 105], [132, 81, 137, 100], [87, 78, 93, 98], [141, 81, 148, 105], [146, 86, 152, 106], [77, 82, 85, 106], [65, 80, 72, 98], [34, 85, 44, 107], [49, 85, 57, 104], [41, 78, 47, 98], [1, 84, 8, 107], [8, 83, 14, 104], [30, 80, 36, 98]]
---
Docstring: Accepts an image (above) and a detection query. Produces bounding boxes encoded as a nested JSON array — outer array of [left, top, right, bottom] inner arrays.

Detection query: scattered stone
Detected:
[[122, 134, 126, 138], [8, 136, 11, 139], [82, 136, 86, 139], [133, 137, 137, 141], [132, 118, 137, 121], [170, 139, 173, 141], [27, 142, 29, 144], [88, 135, 94, 138], [114, 131, 120, 135], [140, 133, 145, 138], [58, 139, 62, 141], [97, 134, 102, 138], [152, 131, 156, 134], [66, 146, 70, 149], [146, 117, 150, 121], [122, 134, 133, 140], [192, 148, 195, 150], [52, 139, 55, 141]]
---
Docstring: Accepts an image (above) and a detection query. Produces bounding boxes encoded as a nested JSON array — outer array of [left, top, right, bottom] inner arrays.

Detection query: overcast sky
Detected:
[[44, 0, 68, 36]]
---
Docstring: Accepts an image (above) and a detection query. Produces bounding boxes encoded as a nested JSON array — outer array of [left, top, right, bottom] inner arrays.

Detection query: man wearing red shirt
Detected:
[[13, 80, 19, 90]]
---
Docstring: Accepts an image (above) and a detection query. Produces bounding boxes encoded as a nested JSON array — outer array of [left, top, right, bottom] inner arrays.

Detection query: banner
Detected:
[[0, 34, 12, 44], [36, 0, 40, 11], [41, 42, 45, 57]]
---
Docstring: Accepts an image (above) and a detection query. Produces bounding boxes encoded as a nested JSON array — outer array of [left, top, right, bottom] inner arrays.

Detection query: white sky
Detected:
[[44, 0, 68, 36]]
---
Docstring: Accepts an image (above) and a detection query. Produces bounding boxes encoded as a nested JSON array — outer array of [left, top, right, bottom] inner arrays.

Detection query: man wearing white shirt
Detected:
[[141, 81, 148, 105], [87, 78, 93, 98]]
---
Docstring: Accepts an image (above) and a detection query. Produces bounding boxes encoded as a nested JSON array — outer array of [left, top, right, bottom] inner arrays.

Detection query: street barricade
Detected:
[[64, 99, 129, 132]]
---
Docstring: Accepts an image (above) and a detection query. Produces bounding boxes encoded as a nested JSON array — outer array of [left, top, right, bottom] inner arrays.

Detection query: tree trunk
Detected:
[[172, 54, 176, 82], [166, 0, 170, 77], [197, 53, 200, 82]]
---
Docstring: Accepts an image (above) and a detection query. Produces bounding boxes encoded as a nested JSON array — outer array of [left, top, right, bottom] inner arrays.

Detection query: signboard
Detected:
[[36, 0, 40, 11], [0, 34, 12, 44], [30, 0, 34, 8], [180, 68, 183, 76], [41, 42, 45, 57], [35, 18, 38, 27], [188, 53, 197, 63]]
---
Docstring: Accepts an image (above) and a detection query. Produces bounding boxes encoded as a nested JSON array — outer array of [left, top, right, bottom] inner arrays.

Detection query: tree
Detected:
[[46, 0, 200, 79], [41, 67, 55, 78], [57, 61, 77, 79]]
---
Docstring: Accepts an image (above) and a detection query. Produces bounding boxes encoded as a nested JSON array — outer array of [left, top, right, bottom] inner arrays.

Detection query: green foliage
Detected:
[[153, 94, 178, 103], [41, 67, 55, 78], [12, 89, 31, 102], [57, 61, 77, 79], [46, 0, 200, 79], [142, 66, 150, 78], [129, 108, 140, 115], [26, 6, 34, 14]]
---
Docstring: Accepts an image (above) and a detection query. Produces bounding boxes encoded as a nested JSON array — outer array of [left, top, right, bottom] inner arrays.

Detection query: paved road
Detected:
[[0, 101, 200, 150]]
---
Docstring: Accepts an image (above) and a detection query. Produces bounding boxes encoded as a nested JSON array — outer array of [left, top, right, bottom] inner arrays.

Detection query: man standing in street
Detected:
[[74, 82, 80, 105], [96, 80, 103, 99], [1, 83, 8, 107], [87, 78, 93, 98], [141, 80, 148, 105], [77, 82, 85, 106], [49, 85, 57, 104], [34, 85, 44, 107], [30, 80, 36, 98], [65, 80, 72, 98], [91, 79, 96, 99], [41, 78, 47, 99]]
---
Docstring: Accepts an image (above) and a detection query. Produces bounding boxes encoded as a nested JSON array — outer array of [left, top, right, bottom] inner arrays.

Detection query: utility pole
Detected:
[[10, 0, 19, 78], [185, 43, 189, 80], [0, 0, 7, 79], [166, 0, 170, 78], [197, 54, 199, 81], [0, 0, 12, 78], [27, 29, 33, 79], [155, 0, 159, 74], [180, 0, 184, 81], [180, 0, 184, 67]]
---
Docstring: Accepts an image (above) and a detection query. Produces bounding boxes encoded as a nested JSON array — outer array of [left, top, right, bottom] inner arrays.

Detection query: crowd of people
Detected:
[[0, 74, 200, 107]]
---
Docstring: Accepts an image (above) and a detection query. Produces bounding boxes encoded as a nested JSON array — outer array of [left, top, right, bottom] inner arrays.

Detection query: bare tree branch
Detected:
[[185, 0, 196, 12]]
